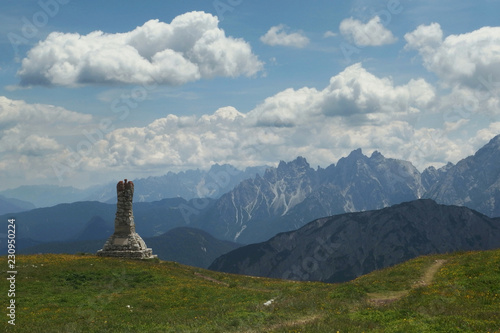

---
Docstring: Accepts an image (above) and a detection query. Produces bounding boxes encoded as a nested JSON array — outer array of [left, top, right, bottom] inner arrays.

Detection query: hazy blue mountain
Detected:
[[0, 164, 267, 208], [20, 227, 241, 269], [0, 195, 36, 215], [88, 164, 268, 203], [145, 227, 242, 268], [74, 216, 114, 241], [4, 201, 114, 244], [209, 200, 500, 283], [0, 197, 215, 246], [425, 134, 500, 217], [0, 185, 101, 208]]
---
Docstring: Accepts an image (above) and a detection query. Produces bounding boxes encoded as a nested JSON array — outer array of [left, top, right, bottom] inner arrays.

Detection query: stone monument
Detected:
[[97, 179, 156, 259]]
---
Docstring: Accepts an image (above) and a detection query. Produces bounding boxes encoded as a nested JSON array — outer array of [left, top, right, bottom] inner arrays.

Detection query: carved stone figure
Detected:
[[97, 179, 156, 259]]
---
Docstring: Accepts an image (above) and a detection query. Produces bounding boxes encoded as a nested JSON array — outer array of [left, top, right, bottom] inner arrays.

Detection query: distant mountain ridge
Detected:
[[192, 135, 500, 243], [0, 164, 267, 208], [96, 164, 268, 203], [0, 195, 35, 215], [209, 199, 500, 283], [19, 227, 241, 269], [0, 185, 100, 209], [3, 134, 500, 248], [198, 149, 430, 243], [0, 197, 214, 247]]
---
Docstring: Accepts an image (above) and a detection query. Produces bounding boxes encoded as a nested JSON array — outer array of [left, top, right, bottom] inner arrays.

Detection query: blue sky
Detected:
[[0, 0, 499, 190]]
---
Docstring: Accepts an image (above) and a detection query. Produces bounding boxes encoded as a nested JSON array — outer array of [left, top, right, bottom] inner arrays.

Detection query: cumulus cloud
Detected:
[[17, 11, 264, 87], [3, 62, 498, 189], [77, 63, 440, 174], [0, 96, 93, 186], [260, 25, 310, 48], [405, 23, 500, 90], [0, 96, 92, 143], [249, 87, 322, 127], [320, 64, 435, 121], [340, 16, 397, 46], [472, 122, 500, 146], [404, 22, 443, 55], [323, 31, 338, 38], [248, 63, 435, 126], [240, 63, 436, 127]]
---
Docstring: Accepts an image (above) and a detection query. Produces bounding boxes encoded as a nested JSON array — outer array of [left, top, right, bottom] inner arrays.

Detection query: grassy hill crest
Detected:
[[2, 249, 500, 332]]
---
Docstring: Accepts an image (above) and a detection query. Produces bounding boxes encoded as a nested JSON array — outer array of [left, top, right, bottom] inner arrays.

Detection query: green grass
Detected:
[[2, 250, 500, 332]]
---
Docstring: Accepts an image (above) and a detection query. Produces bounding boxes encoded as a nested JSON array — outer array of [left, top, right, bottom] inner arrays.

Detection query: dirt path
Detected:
[[193, 272, 230, 286], [368, 259, 447, 306], [195, 259, 448, 330], [193, 272, 275, 293], [419, 259, 447, 286]]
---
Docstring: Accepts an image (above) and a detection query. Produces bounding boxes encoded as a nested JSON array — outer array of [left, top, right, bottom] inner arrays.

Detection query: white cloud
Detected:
[[17, 11, 264, 87], [250, 63, 436, 126], [323, 31, 338, 38], [3, 62, 498, 189], [249, 86, 322, 127], [319, 63, 435, 123], [405, 23, 500, 90], [340, 16, 397, 46], [0, 96, 92, 136], [406, 127, 473, 168], [404, 22, 443, 56], [78, 63, 440, 174], [472, 122, 500, 147], [260, 24, 310, 48], [0, 96, 93, 187]]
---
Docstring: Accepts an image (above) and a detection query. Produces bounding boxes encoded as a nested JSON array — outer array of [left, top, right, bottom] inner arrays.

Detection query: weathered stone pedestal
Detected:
[[97, 179, 156, 259]]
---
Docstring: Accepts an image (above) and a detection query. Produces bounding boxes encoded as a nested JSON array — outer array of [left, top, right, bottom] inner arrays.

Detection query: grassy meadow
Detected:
[[1, 249, 499, 332]]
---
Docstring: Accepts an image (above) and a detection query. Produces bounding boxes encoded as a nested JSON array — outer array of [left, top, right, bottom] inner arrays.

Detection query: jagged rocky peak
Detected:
[[422, 162, 454, 188], [269, 156, 313, 179], [485, 133, 500, 148], [277, 156, 310, 170], [336, 148, 368, 167], [474, 134, 500, 159], [208, 163, 238, 173], [423, 133, 500, 217], [370, 150, 384, 160], [369, 150, 415, 170], [347, 148, 365, 159], [443, 161, 455, 169], [334, 148, 371, 178]]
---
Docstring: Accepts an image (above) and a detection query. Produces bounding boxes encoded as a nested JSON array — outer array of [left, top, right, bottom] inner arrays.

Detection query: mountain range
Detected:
[[2, 134, 500, 260], [0, 197, 214, 248], [19, 227, 241, 269], [209, 199, 500, 282], [106, 164, 267, 203], [0, 184, 102, 209], [0, 194, 35, 215], [0, 164, 267, 208], [192, 135, 500, 243], [195, 150, 434, 243]]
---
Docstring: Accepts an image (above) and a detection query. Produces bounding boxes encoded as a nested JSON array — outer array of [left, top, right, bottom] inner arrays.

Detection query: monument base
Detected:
[[97, 232, 157, 260]]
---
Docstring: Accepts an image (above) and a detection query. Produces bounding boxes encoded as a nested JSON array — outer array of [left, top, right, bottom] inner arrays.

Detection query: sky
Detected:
[[0, 0, 500, 190]]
